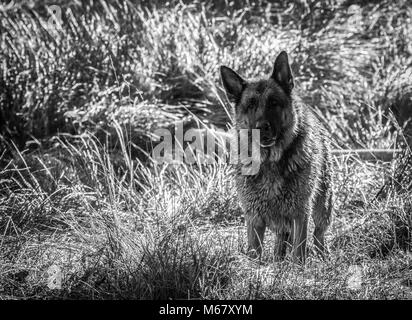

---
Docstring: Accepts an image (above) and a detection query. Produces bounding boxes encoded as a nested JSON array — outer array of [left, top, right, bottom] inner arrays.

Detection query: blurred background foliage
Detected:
[[1, 0, 411, 155]]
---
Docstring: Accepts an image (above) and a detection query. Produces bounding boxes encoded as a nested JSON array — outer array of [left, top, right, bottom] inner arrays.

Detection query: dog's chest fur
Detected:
[[235, 113, 323, 232]]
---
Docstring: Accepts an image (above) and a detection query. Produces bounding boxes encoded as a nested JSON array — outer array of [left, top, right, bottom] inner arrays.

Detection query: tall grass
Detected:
[[1, 122, 411, 299]]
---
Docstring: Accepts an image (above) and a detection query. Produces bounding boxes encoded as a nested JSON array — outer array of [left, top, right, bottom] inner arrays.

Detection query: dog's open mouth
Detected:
[[260, 139, 276, 148]]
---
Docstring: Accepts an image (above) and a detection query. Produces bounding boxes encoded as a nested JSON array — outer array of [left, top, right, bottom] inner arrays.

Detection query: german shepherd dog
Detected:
[[220, 51, 333, 262]]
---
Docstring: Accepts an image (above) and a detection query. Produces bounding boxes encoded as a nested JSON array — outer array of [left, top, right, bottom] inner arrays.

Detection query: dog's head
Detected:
[[220, 51, 298, 162]]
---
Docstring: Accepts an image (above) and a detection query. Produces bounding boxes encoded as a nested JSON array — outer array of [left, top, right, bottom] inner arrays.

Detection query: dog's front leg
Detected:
[[246, 213, 266, 260], [291, 214, 308, 263]]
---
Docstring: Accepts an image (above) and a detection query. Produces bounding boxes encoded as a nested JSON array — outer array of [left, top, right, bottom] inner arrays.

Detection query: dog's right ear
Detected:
[[272, 51, 294, 95], [220, 66, 245, 103]]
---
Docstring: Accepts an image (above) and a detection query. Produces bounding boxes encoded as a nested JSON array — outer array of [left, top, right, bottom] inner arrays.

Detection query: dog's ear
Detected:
[[220, 66, 245, 103], [271, 51, 294, 94]]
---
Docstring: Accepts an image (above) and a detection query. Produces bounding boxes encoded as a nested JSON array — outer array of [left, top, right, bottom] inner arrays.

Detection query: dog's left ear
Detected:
[[220, 66, 245, 104], [271, 51, 294, 94]]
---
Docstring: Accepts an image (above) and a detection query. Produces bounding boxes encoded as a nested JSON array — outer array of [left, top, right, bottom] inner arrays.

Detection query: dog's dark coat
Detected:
[[221, 51, 333, 261]]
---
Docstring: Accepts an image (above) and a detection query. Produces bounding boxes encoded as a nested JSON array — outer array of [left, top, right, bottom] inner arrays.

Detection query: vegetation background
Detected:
[[1, 0, 412, 299]]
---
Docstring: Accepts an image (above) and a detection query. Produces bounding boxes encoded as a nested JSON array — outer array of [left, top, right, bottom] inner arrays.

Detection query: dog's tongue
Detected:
[[260, 139, 276, 148]]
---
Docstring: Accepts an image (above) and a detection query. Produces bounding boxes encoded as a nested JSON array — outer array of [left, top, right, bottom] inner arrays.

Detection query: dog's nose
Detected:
[[256, 120, 271, 132]]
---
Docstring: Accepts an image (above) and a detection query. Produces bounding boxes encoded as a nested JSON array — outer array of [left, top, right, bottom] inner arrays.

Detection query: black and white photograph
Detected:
[[1, 0, 412, 304]]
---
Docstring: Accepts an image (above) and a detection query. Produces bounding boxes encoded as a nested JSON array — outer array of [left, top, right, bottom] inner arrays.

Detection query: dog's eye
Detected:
[[272, 104, 283, 111]]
